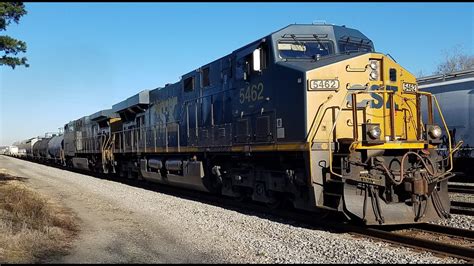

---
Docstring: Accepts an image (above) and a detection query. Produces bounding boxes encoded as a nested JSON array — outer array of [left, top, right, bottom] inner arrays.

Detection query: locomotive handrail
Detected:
[[327, 90, 353, 178], [306, 94, 334, 143], [326, 88, 401, 178], [328, 86, 387, 177], [326, 89, 454, 178], [417, 91, 454, 173]]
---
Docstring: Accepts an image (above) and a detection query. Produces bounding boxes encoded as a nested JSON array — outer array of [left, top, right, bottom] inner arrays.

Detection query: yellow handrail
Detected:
[[306, 94, 334, 143], [327, 91, 352, 177], [417, 91, 454, 173], [325, 89, 454, 179]]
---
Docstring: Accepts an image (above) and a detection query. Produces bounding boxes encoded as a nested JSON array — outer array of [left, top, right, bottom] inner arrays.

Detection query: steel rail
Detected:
[[345, 224, 474, 262], [450, 201, 474, 216], [449, 184, 474, 194]]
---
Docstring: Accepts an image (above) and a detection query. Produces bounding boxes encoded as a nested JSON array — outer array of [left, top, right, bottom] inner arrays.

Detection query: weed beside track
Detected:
[[0, 170, 79, 263]]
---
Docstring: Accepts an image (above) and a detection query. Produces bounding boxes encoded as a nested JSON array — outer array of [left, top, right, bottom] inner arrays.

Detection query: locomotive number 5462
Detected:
[[239, 82, 264, 104]]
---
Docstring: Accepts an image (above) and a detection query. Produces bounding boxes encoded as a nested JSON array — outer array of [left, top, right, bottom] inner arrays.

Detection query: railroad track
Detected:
[[8, 156, 474, 262], [451, 200, 474, 216], [448, 184, 474, 194], [346, 223, 474, 262]]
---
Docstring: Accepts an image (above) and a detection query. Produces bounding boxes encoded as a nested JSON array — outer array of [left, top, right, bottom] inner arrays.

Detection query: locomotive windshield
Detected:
[[338, 42, 373, 53], [277, 41, 334, 59], [338, 36, 374, 53]]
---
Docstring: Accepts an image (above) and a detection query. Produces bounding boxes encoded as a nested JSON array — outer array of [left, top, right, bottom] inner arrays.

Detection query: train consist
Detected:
[[418, 69, 474, 175], [12, 24, 459, 225]]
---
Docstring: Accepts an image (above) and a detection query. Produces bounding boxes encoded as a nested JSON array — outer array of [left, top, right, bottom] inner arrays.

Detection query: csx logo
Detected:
[[370, 85, 399, 109]]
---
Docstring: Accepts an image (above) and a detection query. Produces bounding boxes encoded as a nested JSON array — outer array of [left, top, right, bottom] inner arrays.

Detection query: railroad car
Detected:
[[47, 134, 64, 164], [418, 69, 474, 175], [32, 137, 51, 160], [16, 137, 39, 158], [16, 24, 458, 225]]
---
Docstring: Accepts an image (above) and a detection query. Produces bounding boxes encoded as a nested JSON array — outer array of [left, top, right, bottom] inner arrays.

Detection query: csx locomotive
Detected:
[[15, 24, 458, 225]]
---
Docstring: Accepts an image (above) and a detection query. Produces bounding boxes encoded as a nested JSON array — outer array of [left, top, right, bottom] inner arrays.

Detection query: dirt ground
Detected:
[[0, 156, 220, 263]]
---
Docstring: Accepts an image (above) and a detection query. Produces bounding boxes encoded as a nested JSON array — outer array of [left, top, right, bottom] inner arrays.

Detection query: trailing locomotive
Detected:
[[15, 24, 458, 225]]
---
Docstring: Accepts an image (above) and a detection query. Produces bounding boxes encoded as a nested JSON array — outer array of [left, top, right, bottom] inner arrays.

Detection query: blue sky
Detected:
[[1, 2, 473, 145]]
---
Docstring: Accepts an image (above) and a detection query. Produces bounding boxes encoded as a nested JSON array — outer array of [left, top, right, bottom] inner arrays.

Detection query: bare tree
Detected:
[[415, 69, 425, 78], [434, 44, 474, 74]]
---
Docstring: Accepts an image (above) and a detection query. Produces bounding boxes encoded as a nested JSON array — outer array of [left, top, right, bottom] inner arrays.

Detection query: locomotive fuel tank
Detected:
[[140, 158, 208, 192]]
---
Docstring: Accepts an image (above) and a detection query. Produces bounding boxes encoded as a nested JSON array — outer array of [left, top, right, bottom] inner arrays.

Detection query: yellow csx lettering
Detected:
[[239, 82, 264, 104], [155, 96, 178, 113]]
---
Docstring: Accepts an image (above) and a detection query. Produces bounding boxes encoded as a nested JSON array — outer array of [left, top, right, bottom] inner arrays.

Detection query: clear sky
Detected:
[[1, 2, 473, 146]]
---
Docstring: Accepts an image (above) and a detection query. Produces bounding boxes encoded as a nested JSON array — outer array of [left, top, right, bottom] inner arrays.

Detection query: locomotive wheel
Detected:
[[234, 194, 248, 203], [265, 198, 282, 210], [102, 165, 109, 174]]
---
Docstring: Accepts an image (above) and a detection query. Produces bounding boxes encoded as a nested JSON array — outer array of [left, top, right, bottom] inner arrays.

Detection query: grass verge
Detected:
[[0, 170, 79, 263]]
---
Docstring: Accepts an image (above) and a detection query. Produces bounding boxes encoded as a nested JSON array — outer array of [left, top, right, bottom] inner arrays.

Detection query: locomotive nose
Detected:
[[305, 53, 453, 225]]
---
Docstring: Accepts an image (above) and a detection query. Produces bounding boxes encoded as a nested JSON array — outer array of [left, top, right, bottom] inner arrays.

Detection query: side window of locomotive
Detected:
[[254, 45, 268, 71], [236, 57, 250, 80], [201, 67, 210, 88], [183, 76, 195, 92], [236, 45, 268, 81], [338, 42, 373, 53], [278, 41, 334, 59]]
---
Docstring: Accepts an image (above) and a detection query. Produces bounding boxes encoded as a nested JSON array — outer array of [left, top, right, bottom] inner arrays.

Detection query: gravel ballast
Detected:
[[0, 155, 469, 263]]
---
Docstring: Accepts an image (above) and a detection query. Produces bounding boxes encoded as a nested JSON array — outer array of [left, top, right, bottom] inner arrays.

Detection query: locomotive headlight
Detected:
[[369, 71, 378, 80], [368, 125, 382, 139], [369, 60, 378, 70], [428, 125, 442, 139]]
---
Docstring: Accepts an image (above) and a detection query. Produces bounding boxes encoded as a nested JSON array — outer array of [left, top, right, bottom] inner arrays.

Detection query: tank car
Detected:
[[32, 137, 51, 160], [18, 137, 39, 158], [418, 69, 474, 175], [47, 134, 64, 163], [62, 24, 455, 225]]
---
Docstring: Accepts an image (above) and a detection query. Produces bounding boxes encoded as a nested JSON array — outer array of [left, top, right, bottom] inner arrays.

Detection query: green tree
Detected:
[[0, 2, 28, 69]]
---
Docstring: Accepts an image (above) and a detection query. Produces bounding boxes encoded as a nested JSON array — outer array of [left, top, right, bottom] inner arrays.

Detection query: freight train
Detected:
[[12, 24, 459, 225]]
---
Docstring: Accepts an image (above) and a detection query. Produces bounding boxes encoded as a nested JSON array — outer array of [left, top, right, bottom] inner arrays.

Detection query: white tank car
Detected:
[[17, 137, 40, 158]]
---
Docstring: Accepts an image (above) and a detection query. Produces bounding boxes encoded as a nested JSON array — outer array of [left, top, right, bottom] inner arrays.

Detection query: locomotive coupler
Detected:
[[403, 169, 429, 200]]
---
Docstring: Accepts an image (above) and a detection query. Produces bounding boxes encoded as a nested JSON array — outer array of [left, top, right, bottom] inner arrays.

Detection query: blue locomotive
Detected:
[[18, 24, 457, 225]]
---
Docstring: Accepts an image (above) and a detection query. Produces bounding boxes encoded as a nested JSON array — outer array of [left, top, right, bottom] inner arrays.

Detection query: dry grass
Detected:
[[0, 171, 79, 263]]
